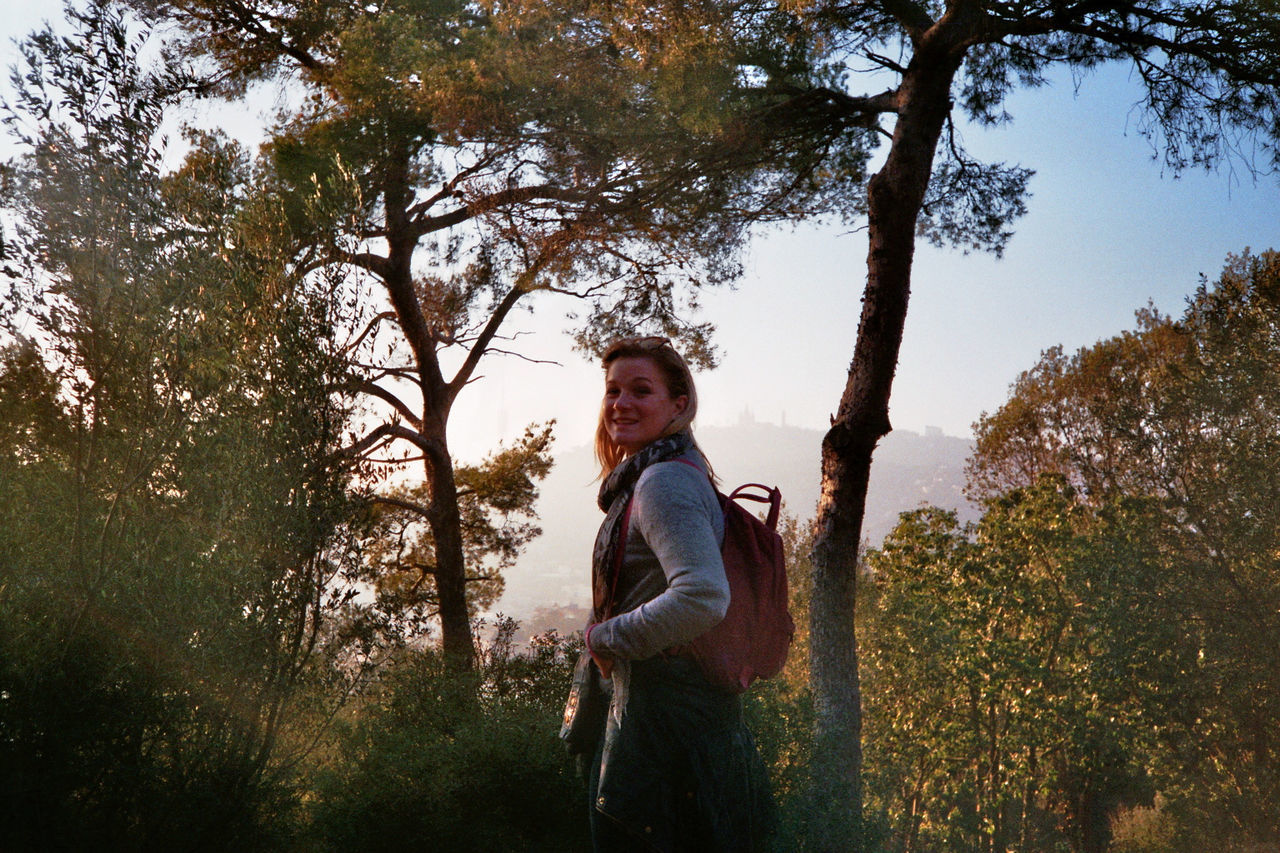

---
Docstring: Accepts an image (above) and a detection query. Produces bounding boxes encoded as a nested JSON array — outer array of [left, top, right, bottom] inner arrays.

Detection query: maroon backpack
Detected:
[[607, 467, 795, 693], [690, 479, 795, 692]]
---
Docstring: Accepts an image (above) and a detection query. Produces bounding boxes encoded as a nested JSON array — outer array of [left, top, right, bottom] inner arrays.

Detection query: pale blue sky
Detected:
[[5, 6, 1278, 463]]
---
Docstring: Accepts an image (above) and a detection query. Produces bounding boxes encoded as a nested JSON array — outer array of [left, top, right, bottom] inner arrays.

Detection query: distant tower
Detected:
[[739, 405, 755, 426], [781, 410, 787, 428]]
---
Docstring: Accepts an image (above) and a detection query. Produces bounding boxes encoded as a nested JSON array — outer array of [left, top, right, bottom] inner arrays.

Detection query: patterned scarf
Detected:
[[591, 430, 694, 621]]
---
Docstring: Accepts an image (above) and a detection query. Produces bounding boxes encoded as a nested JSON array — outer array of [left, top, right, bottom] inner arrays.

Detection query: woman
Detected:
[[577, 336, 773, 852]]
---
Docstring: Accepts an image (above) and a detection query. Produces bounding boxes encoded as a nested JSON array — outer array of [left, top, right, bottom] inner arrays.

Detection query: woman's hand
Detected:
[[585, 623, 614, 678]]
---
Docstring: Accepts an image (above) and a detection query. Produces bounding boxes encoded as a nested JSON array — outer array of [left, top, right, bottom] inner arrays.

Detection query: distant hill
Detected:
[[494, 418, 976, 625]]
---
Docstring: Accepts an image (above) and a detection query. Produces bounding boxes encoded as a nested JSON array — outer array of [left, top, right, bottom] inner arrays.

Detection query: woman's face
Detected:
[[603, 356, 689, 454]]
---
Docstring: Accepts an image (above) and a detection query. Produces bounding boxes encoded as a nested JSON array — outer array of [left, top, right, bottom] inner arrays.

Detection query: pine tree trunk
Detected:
[[382, 143, 476, 670], [807, 34, 963, 850], [427, 454, 476, 670]]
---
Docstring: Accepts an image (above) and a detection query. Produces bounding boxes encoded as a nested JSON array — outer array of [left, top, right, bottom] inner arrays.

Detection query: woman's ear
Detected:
[[672, 395, 689, 416]]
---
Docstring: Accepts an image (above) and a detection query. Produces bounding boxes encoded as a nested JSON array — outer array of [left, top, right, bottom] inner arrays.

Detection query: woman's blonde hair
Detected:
[[594, 337, 707, 478]]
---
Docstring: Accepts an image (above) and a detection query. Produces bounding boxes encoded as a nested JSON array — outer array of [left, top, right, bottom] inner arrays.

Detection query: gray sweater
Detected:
[[588, 453, 728, 661]]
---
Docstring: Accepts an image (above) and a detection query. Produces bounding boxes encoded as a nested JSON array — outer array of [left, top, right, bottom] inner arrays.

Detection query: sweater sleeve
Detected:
[[587, 461, 728, 661]]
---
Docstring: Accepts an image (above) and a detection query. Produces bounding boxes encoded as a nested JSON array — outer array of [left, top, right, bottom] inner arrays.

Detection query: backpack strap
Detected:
[[602, 499, 632, 620]]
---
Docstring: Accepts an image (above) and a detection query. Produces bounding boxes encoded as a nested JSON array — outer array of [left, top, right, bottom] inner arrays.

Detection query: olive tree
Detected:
[[0, 4, 392, 843]]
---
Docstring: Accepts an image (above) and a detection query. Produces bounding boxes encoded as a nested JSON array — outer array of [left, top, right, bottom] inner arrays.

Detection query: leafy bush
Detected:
[[1110, 797, 1178, 853], [309, 622, 588, 852]]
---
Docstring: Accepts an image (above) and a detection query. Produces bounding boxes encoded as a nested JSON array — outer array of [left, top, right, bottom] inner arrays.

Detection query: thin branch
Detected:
[[365, 455, 428, 465], [355, 380, 422, 429], [865, 50, 909, 75], [405, 155, 495, 219], [343, 311, 398, 356], [337, 249, 391, 279], [409, 184, 591, 239], [447, 218, 588, 395], [370, 494, 432, 517], [352, 363, 420, 381], [482, 347, 565, 367], [448, 284, 529, 398], [340, 422, 438, 460]]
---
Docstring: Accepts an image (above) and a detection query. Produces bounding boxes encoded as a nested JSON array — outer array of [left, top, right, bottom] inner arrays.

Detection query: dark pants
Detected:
[[586, 657, 774, 853]]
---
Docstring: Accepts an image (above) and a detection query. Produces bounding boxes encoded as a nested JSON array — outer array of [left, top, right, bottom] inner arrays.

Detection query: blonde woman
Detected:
[[576, 337, 773, 852]]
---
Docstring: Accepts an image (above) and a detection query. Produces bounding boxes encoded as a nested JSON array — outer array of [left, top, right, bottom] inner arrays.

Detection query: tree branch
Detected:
[[343, 310, 398, 356], [879, 0, 937, 40], [409, 184, 592, 239], [340, 422, 440, 461], [178, 0, 332, 76], [446, 226, 576, 398], [370, 494, 432, 517], [448, 282, 530, 399], [337, 249, 391, 280], [354, 380, 422, 429]]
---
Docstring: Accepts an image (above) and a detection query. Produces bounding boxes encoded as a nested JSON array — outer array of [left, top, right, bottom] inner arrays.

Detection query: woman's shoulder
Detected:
[[634, 452, 716, 503], [632, 453, 724, 542]]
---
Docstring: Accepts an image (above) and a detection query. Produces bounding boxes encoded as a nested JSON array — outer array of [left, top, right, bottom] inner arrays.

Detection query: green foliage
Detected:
[[308, 621, 588, 852], [359, 423, 556, 632], [967, 251, 1280, 850], [743, 514, 818, 849], [121, 0, 889, 365], [0, 623, 303, 852], [860, 481, 1165, 853], [0, 4, 385, 847], [1110, 797, 1179, 853]]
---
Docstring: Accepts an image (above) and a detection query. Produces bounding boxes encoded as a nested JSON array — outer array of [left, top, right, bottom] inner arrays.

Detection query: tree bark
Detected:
[[380, 142, 476, 670], [808, 25, 965, 850], [426, 446, 475, 670]]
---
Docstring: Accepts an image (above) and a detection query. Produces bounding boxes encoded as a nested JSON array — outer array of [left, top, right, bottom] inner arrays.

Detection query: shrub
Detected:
[[309, 623, 588, 852]]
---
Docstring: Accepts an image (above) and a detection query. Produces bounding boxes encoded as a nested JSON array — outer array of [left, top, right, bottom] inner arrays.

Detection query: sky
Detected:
[[4, 4, 1279, 466]]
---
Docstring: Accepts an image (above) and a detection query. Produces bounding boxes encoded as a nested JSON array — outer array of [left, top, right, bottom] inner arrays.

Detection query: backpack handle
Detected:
[[727, 483, 782, 530], [673, 459, 782, 529]]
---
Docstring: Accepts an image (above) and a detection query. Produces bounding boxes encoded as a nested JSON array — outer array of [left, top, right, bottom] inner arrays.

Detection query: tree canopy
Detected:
[[111, 0, 856, 665]]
